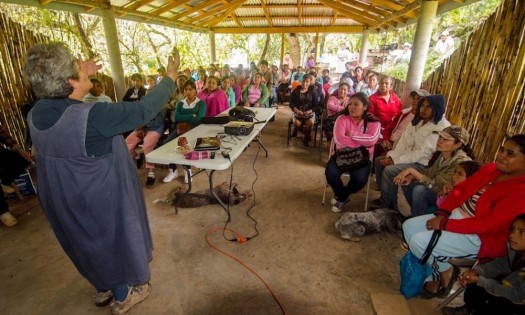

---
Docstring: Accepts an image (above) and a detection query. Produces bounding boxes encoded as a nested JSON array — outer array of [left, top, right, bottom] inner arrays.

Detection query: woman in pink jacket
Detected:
[[197, 76, 229, 117], [325, 92, 381, 212]]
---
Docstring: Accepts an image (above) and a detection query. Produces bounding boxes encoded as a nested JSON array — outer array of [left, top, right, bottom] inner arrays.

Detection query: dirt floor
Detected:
[[0, 106, 448, 314]]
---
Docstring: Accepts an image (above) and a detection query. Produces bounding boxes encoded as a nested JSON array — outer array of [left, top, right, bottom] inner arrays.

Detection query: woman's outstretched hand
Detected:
[[167, 46, 180, 82]]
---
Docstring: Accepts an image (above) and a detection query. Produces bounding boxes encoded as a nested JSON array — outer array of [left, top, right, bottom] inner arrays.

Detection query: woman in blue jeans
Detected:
[[325, 92, 381, 212], [393, 126, 475, 216]]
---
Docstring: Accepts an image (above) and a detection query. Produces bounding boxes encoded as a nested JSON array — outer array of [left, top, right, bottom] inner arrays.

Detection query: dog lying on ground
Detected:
[[153, 182, 250, 208], [335, 208, 404, 242]]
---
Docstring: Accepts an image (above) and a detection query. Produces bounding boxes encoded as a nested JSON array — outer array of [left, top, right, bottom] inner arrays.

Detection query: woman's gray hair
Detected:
[[24, 42, 78, 99]]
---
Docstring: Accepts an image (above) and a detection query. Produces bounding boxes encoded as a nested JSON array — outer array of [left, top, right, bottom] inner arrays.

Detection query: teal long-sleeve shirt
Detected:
[[174, 98, 207, 126], [31, 77, 175, 157]]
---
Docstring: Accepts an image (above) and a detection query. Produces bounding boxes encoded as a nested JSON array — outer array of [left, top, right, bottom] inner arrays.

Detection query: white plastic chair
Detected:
[[321, 139, 373, 211]]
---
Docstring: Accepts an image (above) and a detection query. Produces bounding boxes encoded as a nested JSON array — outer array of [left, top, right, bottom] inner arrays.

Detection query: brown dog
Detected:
[[168, 182, 251, 208]]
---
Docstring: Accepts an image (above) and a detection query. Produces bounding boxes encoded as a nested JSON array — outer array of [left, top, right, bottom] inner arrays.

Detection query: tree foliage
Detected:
[[0, 0, 503, 80]]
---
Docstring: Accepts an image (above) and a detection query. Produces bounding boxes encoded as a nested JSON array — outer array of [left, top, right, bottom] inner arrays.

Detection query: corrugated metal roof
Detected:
[[9, 0, 471, 33]]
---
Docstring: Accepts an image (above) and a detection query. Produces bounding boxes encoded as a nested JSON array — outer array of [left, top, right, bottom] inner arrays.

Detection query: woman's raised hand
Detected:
[[167, 46, 180, 82], [78, 54, 101, 76]]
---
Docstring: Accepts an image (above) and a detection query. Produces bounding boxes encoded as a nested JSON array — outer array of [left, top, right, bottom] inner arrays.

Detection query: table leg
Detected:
[[174, 167, 193, 215], [254, 135, 269, 158], [208, 170, 231, 222]]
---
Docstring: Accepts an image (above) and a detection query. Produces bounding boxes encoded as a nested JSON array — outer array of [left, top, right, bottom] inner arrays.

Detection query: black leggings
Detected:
[[464, 284, 525, 315]]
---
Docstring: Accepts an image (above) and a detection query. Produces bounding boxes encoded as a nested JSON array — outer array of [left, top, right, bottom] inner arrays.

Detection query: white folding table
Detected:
[[146, 107, 276, 221]]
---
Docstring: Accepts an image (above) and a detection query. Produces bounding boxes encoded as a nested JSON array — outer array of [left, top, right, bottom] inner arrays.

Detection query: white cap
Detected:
[[441, 30, 450, 36], [403, 42, 411, 48]]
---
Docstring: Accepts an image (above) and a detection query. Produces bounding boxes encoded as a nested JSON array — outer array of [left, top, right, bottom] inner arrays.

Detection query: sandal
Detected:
[[419, 266, 459, 299]]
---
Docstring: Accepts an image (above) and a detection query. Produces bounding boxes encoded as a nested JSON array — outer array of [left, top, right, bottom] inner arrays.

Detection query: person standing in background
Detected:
[[434, 31, 455, 58]]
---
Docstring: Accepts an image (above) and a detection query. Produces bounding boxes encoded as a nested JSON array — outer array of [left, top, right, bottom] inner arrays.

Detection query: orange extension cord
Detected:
[[205, 227, 287, 315]]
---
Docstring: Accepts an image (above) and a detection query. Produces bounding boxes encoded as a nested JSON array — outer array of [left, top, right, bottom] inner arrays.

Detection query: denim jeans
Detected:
[[325, 155, 371, 202], [402, 183, 438, 217], [379, 162, 426, 210], [402, 211, 480, 281]]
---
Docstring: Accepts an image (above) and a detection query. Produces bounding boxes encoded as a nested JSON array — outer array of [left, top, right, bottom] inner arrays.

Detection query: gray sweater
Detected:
[[475, 244, 525, 304]]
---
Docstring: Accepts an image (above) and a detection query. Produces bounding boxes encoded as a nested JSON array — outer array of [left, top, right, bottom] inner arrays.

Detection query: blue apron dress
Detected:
[[28, 102, 153, 289]]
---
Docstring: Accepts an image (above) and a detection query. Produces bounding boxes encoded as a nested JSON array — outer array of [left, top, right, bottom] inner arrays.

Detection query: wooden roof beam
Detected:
[[187, 2, 229, 24], [316, 0, 376, 25], [372, 0, 423, 30], [231, 13, 242, 28], [125, 0, 155, 11], [39, 0, 52, 5], [368, 0, 418, 19], [261, 0, 272, 27], [172, 0, 221, 20], [205, 0, 247, 27], [319, 0, 384, 22], [298, 0, 302, 27], [110, 4, 209, 32], [150, 0, 189, 17], [213, 25, 364, 34]]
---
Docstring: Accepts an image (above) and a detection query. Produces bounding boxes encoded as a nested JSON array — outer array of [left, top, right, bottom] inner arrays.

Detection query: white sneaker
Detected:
[[0, 212, 17, 227], [331, 199, 350, 213], [94, 290, 113, 307], [330, 197, 338, 206], [111, 283, 151, 315], [162, 169, 179, 183], [184, 169, 192, 184]]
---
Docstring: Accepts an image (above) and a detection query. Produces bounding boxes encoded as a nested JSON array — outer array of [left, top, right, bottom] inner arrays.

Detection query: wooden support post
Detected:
[[280, 33, 285, 67]]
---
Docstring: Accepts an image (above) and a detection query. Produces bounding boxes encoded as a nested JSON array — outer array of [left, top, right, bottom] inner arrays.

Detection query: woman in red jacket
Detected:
[[402, 134, 525, 299]]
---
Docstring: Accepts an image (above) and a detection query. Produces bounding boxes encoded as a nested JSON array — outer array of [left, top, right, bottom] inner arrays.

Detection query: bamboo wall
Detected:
[[0, 11, 45, 149], [421, 0, 525, 163], [0, 11, 116, 150]]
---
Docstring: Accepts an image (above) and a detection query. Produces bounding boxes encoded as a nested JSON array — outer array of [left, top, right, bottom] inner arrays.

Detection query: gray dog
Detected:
[[335, 208, 404, 242]]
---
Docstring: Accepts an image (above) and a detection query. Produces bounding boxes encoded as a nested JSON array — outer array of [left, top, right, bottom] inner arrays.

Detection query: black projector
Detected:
[[223, 121, 254, 136]]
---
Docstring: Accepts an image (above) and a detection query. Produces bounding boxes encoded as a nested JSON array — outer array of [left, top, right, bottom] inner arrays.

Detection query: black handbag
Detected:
[[335, 146, 370, 172], [322, 112, 342, 132]]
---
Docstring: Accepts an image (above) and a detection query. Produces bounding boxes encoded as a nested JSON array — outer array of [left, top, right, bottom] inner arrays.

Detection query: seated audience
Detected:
[[374, 94, 450, 210], [393, 126, 474, 216], [0, 124, 32, 227], [125, 76, 166, 187], [324, 82, 351, 141], [368, 76, 402, 131], [325, 92, 380, 212], [197, 76, 229, 117], [123, 73, 146, 102], [403, 134, 525, 299], [242, 72, 269, 108], [277, 64, 292, 104], [289, 74, 319, 146], [163, 80, 206, 184], [358, 73, 379, 96], [83, 77, 112, 103], [220, 75, 236, 108], [375, 89, 430, 159], [195, 69, 207, 91], [442, 214, 525, 315]]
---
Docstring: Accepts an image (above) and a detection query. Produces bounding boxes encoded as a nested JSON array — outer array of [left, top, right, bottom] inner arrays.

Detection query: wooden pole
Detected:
[[280, 33, 285, 67], [314, 33, 319, 64], [101, 8, 126, 101], [209, 31, 216, 64]]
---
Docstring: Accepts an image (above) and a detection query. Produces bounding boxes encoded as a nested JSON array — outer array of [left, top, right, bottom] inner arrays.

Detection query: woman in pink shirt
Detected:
[[325, 92, 381, 212], [325, 82, 351, 141], [197, 76, 229, 117], [242, 72, 269, 107]]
